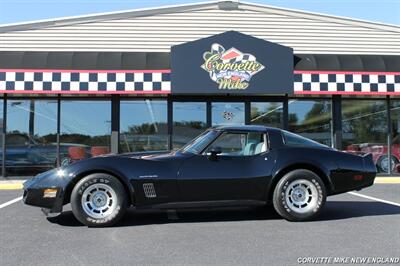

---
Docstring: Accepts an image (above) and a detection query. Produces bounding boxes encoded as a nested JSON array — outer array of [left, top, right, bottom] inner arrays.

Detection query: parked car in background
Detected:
[[345, 143, 400, 173], [0, 133, 109, 175]]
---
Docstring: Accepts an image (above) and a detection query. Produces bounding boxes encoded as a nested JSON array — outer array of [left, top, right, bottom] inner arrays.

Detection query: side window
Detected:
[[282, 130, 327, 148], [205, 132, 267, 156]]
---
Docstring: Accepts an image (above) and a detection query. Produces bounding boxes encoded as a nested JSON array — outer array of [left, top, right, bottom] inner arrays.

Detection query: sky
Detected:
[[0, 0, 399, 26]]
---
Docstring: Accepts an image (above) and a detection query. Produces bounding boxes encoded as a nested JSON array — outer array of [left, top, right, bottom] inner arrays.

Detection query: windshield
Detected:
[[180, 130, 220, 154]]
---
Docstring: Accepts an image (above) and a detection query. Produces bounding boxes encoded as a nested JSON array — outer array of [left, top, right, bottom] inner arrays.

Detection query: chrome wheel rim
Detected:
[[81, 183, 117, 219], [381, 157, 389, 172], [285, 179, 318, 214], [380, 157, 394, 173]]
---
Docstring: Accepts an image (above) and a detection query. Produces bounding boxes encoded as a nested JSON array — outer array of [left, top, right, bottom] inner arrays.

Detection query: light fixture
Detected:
[[43, 188, 58, 198]]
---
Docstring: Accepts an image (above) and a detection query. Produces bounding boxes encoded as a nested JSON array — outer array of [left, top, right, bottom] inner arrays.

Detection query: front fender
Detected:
[[23, 168, 69, 212], [62, 157, 137, 205], [23, 156, 139, 211]]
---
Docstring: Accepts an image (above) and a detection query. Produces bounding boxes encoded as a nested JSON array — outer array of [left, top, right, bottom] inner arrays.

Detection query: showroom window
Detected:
[[390, 100, 400, 174], [120, 99, 168, 153], [211, 102, 245, 126], [0, 98, 3, 176], [6, 99, 58, 175], [250, 102, 283, 128], [342, 100, 387, 173], [288, 100, 332, 146], [60, 100, 111, 166], [173, 102, 207, 150]]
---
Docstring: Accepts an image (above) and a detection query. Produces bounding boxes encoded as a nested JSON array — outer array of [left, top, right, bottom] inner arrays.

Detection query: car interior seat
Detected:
[[243, 143, 255, 155], [254, 142, 267, 154]]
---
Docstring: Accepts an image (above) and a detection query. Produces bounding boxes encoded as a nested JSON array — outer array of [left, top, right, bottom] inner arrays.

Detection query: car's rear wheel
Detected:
[[273, 169, 326, 221], [71, 173, 127, 227]]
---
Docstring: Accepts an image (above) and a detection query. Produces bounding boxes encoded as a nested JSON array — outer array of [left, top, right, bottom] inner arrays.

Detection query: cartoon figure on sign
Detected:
[[201, 43, 265, 90]]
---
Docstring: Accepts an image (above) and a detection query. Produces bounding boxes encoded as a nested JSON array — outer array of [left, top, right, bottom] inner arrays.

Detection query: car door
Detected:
[[177, 131, 276, 202]]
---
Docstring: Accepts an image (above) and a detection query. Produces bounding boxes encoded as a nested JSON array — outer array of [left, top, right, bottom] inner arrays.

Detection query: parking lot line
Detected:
[[0, 196, 22, 209], [348, 191, 400, 207]]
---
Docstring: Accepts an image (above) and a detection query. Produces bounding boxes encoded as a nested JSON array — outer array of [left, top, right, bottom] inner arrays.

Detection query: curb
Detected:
[[0, 177, 399, 190], [0, 180, 26, 190], [373, 177, 400, 184]]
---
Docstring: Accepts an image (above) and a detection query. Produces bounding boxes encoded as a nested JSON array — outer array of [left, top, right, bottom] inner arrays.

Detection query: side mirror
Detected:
[[206, 146, 222, 161]]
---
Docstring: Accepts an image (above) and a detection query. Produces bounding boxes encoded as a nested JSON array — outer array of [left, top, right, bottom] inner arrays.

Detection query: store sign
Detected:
[[171, 31, 294, 95], [201, 44, 265, 90]]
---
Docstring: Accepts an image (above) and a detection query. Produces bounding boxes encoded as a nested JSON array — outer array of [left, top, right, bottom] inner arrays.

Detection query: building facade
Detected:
[[0, 1, 400, 176]]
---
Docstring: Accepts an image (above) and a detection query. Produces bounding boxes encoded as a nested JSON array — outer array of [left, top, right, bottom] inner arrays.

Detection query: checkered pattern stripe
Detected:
[[2, 70, 400, 95], [225, 54, 256, 64], [294, 72, 400, 95], [0, 70, 171, 94]]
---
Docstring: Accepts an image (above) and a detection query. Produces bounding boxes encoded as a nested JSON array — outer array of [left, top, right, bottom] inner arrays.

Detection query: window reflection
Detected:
[[390, 101, 400, 173], [120, 100, 168, 153], [288, 100, 332, 146], [0, 99, 3, 176], [173, 102, 207, 150], [60, 100, 111, 165], [212, 102, 245, 126], [6, 99, 57, 175], [342, 100, 387, 173], [250, 102, 283, 128]]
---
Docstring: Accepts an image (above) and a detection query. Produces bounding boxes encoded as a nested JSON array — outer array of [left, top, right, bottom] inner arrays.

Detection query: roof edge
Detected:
[[0, 1, 220, 33], [240, 1, 400, 33], [0, 0, 399, 33]]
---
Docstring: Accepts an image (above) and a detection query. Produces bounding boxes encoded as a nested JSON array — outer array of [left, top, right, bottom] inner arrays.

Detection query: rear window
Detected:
[[282, 130, 328, 148]]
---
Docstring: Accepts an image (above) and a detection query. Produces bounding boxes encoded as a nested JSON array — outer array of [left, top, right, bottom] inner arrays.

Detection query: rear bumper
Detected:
[[330, 173, 376, 195], [352, 178, 375, 191]]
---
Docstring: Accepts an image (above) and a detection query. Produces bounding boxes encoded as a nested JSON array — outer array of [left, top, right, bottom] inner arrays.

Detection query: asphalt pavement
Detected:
[[0, 184, 399, 265]]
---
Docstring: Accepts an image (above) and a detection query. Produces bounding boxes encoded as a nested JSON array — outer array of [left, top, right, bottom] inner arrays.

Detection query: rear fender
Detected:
[[267, 162, 334, 201]]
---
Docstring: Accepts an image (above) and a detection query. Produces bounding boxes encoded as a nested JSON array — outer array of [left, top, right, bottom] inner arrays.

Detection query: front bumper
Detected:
[[22, 172, 66, 213]]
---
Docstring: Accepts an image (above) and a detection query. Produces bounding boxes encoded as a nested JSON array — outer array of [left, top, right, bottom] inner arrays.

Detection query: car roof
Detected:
[[211, 125, 279, 132]]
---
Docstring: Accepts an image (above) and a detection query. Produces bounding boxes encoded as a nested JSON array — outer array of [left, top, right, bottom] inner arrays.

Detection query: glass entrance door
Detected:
[[172, 102, 207, 150], [250, 102, 284, 128], [211, 102, 245, 126]]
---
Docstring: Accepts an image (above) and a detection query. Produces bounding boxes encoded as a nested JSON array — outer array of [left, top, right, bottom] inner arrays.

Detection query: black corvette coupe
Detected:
[[23, 125, 376, 226]]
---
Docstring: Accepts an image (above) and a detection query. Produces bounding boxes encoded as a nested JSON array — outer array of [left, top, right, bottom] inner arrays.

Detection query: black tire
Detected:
[[273, 169, 326, 222], [377, 155, 397, 173], [71, 173, 128, 227]]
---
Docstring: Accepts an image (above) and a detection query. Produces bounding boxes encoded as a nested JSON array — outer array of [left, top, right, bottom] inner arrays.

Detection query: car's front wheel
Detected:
[[273, 169, 326, 221], [71, 173, 127, 227]]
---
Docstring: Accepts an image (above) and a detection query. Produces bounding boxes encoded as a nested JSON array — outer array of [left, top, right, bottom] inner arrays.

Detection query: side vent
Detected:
[[143, 183, 157, 198]]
